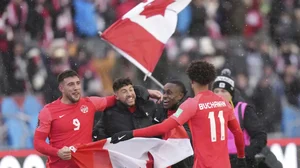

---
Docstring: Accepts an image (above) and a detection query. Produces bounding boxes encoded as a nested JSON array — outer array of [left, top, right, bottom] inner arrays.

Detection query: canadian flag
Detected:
[[70, 126, 193, 168], [100, 0, 191, 77]]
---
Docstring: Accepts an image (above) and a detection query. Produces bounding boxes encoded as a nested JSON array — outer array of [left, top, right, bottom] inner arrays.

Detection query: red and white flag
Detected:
[[100, 0, 191, 77], [70, 126, 193, 168]]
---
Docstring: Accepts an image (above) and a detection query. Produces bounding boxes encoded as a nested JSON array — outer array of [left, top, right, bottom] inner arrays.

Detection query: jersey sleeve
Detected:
[[224, 100, 236, 121], [88, 97, 108, 111], [171, 98, 198, 125], [228, 106, 236, 121], [36, 108, 52, 133]]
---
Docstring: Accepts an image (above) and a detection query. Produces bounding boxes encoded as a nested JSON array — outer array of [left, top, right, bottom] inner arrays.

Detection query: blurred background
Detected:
[[0, 0, 299, 150]]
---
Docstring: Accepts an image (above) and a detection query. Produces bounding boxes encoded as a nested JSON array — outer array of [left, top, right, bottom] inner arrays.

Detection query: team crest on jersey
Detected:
[[80, 105, 89, 113]]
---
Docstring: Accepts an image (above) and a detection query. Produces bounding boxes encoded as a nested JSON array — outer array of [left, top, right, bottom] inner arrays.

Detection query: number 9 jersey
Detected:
[[35, 96, 110, 168], [171, 90, 239, 168]]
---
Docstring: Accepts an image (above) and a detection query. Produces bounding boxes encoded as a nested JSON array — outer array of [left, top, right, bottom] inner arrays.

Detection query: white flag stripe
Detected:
[[150, 139, 194, 168], [122, 0, 191, 43], [103, 138, 193, 168], [109, 150, 148, 168], [127, 10, 177, 43], [167, 0, 192, 13]]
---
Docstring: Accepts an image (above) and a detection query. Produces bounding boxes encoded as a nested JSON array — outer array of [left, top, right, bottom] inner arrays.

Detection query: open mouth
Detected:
[[72, 92, 80, 97], [126, 97, 134, 102], [163, 101, 169, 106]]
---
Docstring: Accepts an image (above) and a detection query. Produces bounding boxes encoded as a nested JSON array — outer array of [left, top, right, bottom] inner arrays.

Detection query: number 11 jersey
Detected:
[[171, 90, 236, 168]]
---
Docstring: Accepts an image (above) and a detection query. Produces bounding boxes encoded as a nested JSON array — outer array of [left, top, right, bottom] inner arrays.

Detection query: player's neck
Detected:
[[193, 85, 209, 95], [60, 96, 74, 105]]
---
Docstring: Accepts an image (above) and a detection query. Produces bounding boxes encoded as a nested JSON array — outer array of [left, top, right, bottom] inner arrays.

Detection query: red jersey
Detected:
[[36, 97, 108, 168], [171, 91, 236, 168]]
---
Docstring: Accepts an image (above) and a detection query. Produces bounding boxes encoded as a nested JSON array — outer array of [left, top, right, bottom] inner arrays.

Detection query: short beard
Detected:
[[66, 94, 80, 103]]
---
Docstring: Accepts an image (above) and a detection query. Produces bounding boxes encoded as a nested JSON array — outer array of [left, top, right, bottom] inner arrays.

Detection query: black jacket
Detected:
[[230, 90, 267, 167], [93, 87, 161, 140]]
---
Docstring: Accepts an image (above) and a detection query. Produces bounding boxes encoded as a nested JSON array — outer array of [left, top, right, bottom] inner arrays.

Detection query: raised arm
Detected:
[[89, 96, 116, 112]]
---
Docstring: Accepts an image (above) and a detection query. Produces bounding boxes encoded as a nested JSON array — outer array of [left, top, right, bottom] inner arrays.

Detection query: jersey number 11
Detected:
[[208, 111, 225, 142]]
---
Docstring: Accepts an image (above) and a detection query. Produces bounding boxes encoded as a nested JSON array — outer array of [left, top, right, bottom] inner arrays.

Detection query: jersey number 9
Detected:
[[73, 118, 80, 131]]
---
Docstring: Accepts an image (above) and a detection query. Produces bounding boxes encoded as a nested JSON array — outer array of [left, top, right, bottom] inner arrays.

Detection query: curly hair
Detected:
[[113, 77, 133, 92], [186, 60, 216, 85]]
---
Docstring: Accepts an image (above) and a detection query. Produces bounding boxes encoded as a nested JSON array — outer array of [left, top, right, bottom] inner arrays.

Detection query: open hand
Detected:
[[148, 89, 163, 103]]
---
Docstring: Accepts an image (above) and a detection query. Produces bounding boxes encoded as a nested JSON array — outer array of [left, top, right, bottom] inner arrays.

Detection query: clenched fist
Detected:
[[57, 146, 71, 160]]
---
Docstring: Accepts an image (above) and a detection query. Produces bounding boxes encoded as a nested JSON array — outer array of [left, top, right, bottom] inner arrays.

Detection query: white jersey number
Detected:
[[208, 111, 225, 142], [73, 118, 80, 131]]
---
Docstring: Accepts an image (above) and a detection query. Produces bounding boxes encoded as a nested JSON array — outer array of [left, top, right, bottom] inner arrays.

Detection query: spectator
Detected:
[[212, 69, 267, 168]]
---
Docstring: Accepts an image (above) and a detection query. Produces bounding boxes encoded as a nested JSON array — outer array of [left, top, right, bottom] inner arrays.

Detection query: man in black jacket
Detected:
[[93, 77, 161, 140], [155, 80, 194, 168]]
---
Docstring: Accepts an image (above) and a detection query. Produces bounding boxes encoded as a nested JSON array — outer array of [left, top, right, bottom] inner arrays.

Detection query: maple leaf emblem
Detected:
[[140, 0, 175, 18]]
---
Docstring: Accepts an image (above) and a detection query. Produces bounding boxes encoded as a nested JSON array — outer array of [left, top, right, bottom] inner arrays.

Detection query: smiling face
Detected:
[[59, 76, 81, 103], [163, 83, 184, 109], [115, 84, 136, 107]]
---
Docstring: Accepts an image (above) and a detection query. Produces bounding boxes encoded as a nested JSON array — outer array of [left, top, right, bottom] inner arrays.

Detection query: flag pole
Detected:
[[144, 74, 164, 89]]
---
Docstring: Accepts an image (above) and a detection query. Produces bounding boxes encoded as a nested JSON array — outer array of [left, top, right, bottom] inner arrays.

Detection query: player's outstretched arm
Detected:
[[89, 87, 163, 112], [110, 117, 179, 144], [34, 108, 59, 157], [110, 99, 197, 144]]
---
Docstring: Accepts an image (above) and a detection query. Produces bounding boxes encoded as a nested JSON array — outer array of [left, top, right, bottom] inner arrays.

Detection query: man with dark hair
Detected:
[[159, 80, 193, 168], [93, 77, 162, 167], [33, 70, 163, 168], [93, 77, 161, 140], [111, 60, 247, 168]]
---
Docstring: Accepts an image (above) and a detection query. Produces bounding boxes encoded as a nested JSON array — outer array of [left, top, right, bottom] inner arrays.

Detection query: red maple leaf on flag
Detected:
[[140, 0, 175, 18]]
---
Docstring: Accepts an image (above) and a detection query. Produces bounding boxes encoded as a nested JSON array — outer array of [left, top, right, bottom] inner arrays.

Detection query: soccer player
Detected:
[[111, 60, 247, 168], [33, 70, 162, 168]]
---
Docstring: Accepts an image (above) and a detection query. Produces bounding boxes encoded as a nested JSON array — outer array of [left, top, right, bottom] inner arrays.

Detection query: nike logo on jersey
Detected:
[[59, 114, 65, 118], [118, 135, 126, 140], [154, 117, 160, 122]]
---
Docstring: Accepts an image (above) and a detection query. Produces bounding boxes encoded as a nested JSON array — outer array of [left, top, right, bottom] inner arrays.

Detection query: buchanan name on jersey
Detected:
[[198, 101, 226, 110]]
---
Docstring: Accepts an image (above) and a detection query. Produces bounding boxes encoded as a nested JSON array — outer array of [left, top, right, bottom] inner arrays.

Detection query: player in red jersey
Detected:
[[111, 60, 247, 168], [34, 70, 163, 168]]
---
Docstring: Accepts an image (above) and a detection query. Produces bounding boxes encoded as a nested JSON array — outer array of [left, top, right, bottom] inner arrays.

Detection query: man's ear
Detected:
[[114, 92, 119, 100], [58, 83, 63, 93], [179, 92, 185, 99]]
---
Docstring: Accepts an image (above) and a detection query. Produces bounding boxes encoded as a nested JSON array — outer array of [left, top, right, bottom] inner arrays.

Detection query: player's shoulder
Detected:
[[85, 96, 108, 102], [81, 97, 93, 103], [44, 99, 60, 109], [184, 97, 199, 105]]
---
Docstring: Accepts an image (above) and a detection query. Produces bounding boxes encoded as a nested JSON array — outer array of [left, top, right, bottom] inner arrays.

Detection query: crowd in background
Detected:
[[0, 0, 300, 149]]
